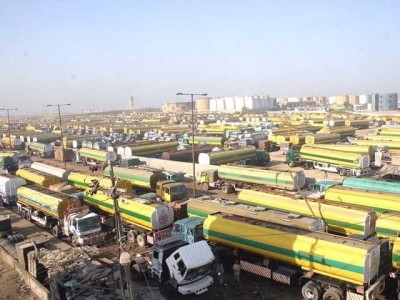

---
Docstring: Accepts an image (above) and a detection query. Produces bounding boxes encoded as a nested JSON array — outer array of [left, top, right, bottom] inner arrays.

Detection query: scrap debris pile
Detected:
[[34, 247, 121, 299]]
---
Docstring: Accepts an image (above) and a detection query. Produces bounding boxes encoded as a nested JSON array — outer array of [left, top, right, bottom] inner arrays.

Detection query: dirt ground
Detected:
[[0, 260, 38, 300]]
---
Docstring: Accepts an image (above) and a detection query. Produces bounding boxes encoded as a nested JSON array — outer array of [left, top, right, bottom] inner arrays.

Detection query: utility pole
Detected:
[[176, 92, 208, 198], [0, 108, 18, 149], [105, 152, 130, 300], [46, 103, 70, 168]]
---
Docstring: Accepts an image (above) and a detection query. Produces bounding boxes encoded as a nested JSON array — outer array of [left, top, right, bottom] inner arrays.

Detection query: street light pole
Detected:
[[176, 92, 208, 198], [47, 103, 71, 168], [0, 108, 18, 150]]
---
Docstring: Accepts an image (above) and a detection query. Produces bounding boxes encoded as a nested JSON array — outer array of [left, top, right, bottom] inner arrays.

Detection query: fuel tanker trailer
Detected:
[[30, 162, 71, 181], [16, 168, 61, 188], [161, 145, 213, 163], [286, 146, 371, 176], [78, 148, 120, 167], [67, 171, 133, 193], [198, 146, 259, 165], [186, 195, 326, 232], [83, 190, 185, 247], [16, 185, 104, 245], [104, 166, 187, 202], [305, 144, 375, 159], [128, 141, 178, 156], [198, 164, 306, 194], [342, 177, 400, 195], [324, 185, 400, 214], [176, 213, 391, 300], [237, 189, 377, 237]]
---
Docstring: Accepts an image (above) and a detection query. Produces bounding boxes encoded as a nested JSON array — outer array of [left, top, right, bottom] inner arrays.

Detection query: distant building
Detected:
[[370, 93, 398, 111], [162, 102, 192, 113], [128, 97, 135, 110], [208, 95, 275, 112]]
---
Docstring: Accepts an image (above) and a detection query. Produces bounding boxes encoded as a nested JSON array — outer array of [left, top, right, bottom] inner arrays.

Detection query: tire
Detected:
[[21, 210, 26, 219], [137, 234, 147, 248], [346, 170, 352, 176], [52, 225, 60, 238], [201, 182, 210, 191], [26, 212, 31, 222], [323, 288, 343, 300], [301, 281, 322, 300], [288, 161, 295, 167], [127, 230, 137, 243], [339, 169, 346, 176], [221, 185, 229, 194], [162, 280, 178, 298]]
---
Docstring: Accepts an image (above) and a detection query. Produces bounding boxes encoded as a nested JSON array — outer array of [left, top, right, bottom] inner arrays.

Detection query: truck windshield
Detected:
[[183, 262, 213, 282], [170, 185, 186, 196], [77, 216, 100, 233]]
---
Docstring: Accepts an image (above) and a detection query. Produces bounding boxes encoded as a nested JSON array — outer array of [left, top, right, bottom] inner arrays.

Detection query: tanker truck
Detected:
[[130, 237, 215, 297], [197, 164, 306, 194], [104, 166, 187, 202], [171, 214, 392, 300], [0, 175, 26, 205], [286, 145, 371, 176], [16, 185, 105, 246]]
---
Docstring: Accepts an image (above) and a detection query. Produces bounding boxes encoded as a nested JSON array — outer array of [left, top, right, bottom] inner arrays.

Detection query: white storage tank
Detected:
[[288, 97, 301, 103], [234, 97, 245, 111], [216, 98, 225, 111], [196, 97, 210, 112], [328, 96, 337, 104], [225, 97, 235, 111], [209, 99, 217, 111], [244, 96, 255, 110]]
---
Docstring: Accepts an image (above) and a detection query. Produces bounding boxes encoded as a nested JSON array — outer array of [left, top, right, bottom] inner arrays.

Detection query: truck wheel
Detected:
[[127, 230, 137, 243], [52, 225, 60, 238], [162, 280, 178, 298], [21, 210, 26, 219], [288, 161, 295, 167], [26, 212, 31, 222], [222, 185, 233, 194], [137, 234, 147, 248], [201, 182, 210, 191], [339, 169, 346, 176], [346, 170, 352, 176], [323, 288, 343, 300], [301, 281, 322, 300]]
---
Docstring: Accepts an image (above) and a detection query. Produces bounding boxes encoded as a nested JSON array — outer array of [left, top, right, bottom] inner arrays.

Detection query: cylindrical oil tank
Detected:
[[328, 96, 337, 104], [342, 177, 400, 195], [352, 139, 400, 151], [224, 97, 235, 111], [344, 119, 369, 129], [305, 134, 341, 144], [363, 135, 400, 142], [83, 191, 174, 231], [104, 166, 167, 189], [209, 99, 217, 111], [192, 136, 223, 146], [17, 185, 81, 219], [16, 169, 61, 188], [30, 162, 71, 182], [327, 119, 346, 127], [318, 126, 355, 137], [196, 97, 210, 112], [234, 97, 245, 111], [198, 147, 257, 165], [161, 146, 213, 162], [130, 141, 179, 156], [300, 145, 370, 169], [216, 98, 225, 111], [187, 196, 326, 232], [325, 185, 400, 214], [307, 144, 374, 158], [378, 128, 400, 136], [237, 189, 377, 237], [79, 148, 109, 162], [218, 164, 306, 190], [67, 172, 133, 193], [203, 213, 383, 286]]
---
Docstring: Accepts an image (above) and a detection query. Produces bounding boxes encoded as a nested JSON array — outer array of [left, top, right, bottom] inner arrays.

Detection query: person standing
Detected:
[[233, 261, 241, 282], [216, 263, 224, 285]]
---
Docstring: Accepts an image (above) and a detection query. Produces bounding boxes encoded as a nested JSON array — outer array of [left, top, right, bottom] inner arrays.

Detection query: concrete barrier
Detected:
[[0, 247, 50, 300]]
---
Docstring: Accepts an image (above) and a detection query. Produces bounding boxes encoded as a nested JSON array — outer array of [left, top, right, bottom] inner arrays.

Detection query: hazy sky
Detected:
[[1, 0, 399, 114]]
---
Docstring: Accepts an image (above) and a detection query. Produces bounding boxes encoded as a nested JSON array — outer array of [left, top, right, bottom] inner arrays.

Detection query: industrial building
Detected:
[[161, 102, 192, 113]]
